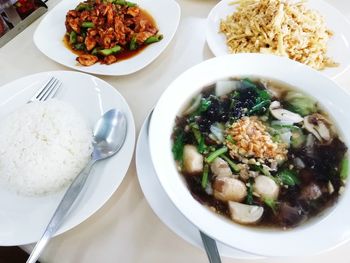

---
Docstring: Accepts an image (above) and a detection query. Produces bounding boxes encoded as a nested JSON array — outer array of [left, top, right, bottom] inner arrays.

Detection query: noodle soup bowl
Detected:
[[148, 54, 350, 257]]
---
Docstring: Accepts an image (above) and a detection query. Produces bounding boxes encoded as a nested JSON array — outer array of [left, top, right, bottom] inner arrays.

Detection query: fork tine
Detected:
[[34, 76, 55, 101], [38, 78, 58, 101], [43, 80, 62, 101], [28, 76, 62, 103]]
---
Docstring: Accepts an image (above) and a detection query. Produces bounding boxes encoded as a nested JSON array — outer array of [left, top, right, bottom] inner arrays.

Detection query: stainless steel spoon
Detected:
[[146, 110, 221, 263], [200, 231, 222, 263], [27, 109, 127, 263]]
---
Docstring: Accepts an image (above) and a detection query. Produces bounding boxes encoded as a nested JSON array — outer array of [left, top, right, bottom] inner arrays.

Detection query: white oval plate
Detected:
[[148, 54, 350, 257], [0, 71, 135, 246], [136, 112, 263, 259], [206, 0, 350, 79], [33, 0, 180, 76]]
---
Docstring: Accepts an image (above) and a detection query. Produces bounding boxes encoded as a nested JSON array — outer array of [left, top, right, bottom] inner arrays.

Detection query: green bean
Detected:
[[69, 31, 77, 45], [81, 22, 94, 28], [113, 0, 137, 7], [99, 45, 121, 56], [75, 3, 93, 11], [91, 47, 99, 55], [205, 147, 228, 164], [129, 37, 137, 51], [144, 34, 163, 44], [74, 43, 85, 50]]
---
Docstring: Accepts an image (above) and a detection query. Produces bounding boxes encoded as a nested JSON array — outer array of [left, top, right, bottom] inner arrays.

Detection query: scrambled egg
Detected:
[[220, 0, 337, 70]]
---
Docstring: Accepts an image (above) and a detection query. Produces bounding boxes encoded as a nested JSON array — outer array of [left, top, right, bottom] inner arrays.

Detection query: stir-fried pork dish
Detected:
[[65, 0, 162, 66]]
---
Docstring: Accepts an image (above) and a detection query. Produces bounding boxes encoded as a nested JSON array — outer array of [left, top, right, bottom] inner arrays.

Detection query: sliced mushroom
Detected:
[[300, 183, 322, 200], [183, 145, 203, 174], [303, 114, 332, 143], [269, 101, 303, 124], [253, 175, 279, 200], [228, 201, 264, 224], [213, 177, 247, 202], [210, 157, 233, 178]]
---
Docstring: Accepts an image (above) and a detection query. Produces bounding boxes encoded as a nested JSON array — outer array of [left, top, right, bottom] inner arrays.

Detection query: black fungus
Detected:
[[276, 202, 307, 227]]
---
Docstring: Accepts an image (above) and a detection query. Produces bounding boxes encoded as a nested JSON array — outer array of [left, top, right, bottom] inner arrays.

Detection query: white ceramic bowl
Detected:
[[148, 54, 350, 257]]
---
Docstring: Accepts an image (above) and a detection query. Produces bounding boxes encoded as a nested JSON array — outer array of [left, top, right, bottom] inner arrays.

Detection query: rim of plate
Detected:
[[205, 0, 350, 79], [0, 70, 136, 245], [148, 54, 350, 257], [33, 0, 181, 76]]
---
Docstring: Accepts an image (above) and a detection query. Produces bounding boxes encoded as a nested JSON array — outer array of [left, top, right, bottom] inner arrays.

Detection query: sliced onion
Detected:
[[280, 131, 292, 146], [215, 80, 240, 97], [294, 157, 305, 169], [210, 123, 225, 143], [183, 94, 202, 115]]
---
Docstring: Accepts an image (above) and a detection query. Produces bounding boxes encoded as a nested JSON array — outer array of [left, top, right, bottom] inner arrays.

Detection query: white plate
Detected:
[[206, 0, 350, 78], [135, 112, 262, 260], [0, 71, 136, 246], [148, 54, 350, 257], [33, 0, 180, 76]]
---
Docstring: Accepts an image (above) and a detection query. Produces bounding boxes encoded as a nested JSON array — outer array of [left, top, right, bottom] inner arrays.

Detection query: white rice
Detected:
[[0, 99, 92, 196]]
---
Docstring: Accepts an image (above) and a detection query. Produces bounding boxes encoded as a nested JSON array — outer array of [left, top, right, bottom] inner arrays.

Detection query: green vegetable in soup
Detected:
[[220, 154, 240, 172], [199, 98, 211, 112], [190, 123, 208, 154], [242, 78, 257, 89], [340, 156, 349, 180], [242, 78, 271, 115], [201, 164, 209, 188], [249, 100, 271, 115], [291, 127, 306, 148], [285, 91, 317, 116], [172, 130, 185, 163], [276, 169, 300, 186], [190, 97, 212, 118], [264, 197, 277, 213], [205, 147, 228, 163]]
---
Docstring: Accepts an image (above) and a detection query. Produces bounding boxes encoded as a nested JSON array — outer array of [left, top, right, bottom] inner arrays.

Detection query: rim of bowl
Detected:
[[148, 54, 350, 257]]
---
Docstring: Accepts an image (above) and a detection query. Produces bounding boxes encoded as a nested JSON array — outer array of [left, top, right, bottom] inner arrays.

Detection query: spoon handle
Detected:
[[200, 231, 222, 263], [26, 160, 96, 263]]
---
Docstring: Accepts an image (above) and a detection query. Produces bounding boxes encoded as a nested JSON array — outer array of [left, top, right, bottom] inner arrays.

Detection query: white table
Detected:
[[1, 0, 350, 262]]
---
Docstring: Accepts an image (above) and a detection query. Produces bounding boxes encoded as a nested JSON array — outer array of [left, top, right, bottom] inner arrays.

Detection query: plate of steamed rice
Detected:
[[0, 71, 135, 246]]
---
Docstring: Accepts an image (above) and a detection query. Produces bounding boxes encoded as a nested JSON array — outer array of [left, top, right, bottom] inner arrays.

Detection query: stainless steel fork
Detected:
[[28, 76, 62, 103]]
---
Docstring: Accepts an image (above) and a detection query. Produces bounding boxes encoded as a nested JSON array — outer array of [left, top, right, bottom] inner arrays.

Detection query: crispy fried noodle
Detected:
[[220, 0, 337, 70]]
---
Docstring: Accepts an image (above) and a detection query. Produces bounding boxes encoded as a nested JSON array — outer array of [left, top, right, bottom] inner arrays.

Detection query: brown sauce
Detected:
[[63, 8, 157, 64]]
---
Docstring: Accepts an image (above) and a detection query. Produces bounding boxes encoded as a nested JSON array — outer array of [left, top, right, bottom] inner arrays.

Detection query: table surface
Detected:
[[1, 0, 350, 262]]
